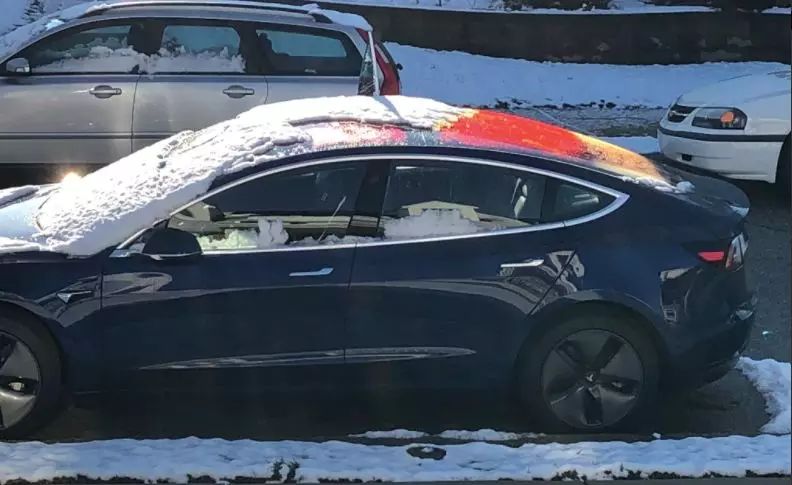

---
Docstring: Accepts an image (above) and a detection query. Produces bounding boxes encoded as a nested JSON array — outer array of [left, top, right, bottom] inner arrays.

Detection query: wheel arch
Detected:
[[776, 133, 790, 182], [0, 299, 70, 388], [517, 293, 670, 377]]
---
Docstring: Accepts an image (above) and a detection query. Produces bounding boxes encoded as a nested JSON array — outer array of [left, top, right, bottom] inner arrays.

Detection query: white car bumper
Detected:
[[658, 127, 784, 184]]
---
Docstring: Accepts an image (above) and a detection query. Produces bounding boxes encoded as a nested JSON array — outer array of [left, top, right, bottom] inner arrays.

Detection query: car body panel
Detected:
[[0, 74, 137, 165]]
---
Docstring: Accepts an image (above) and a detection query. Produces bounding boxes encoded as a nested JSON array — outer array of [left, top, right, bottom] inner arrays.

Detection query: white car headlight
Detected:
[[692, 107, 747, 130]]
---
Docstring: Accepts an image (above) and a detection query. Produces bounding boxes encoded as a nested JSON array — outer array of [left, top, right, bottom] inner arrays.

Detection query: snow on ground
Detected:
[[352, 428, 543, 440], [602, 136, 658, 154], [389, 43, 788, 109], [737, 357, 792, 435], [0, 434, 788, 482]]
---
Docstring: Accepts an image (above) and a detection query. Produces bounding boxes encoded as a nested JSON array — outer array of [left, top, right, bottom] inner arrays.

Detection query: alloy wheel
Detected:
[[540, 329, 643, 429], [0, 331, 40, 430]]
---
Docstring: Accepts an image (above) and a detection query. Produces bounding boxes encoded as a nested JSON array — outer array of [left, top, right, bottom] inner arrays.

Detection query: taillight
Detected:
[[356, 28, 400, 95], [697, 233, 747, 269]]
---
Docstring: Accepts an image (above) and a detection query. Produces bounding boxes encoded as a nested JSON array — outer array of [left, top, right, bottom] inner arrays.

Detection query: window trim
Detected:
[[9, 18, 148, 76], [111, 154, 629, 258]]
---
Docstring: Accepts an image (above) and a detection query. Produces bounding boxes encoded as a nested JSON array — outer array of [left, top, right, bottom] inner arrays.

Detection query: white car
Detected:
[[658, 69, 790, 192]]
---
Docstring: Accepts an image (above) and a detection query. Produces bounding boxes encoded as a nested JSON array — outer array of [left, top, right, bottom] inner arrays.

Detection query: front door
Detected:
[[0, 20, 143, 165], [131, 20, 269, 152], [99, 161, 368, 393], [345, 157, 580, 393]]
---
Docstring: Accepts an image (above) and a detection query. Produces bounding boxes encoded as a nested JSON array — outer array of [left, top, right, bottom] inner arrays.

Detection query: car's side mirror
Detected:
[[142, 227, 201, 260], [5, 58, 31, 75]]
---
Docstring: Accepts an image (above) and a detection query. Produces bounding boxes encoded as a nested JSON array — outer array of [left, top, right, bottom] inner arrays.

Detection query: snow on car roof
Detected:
[[0, 96, 470, 257], [0, 95, 672, 257]]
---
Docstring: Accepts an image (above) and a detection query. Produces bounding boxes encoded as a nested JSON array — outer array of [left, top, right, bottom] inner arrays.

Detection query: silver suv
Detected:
[[0, 0, 400, 170]]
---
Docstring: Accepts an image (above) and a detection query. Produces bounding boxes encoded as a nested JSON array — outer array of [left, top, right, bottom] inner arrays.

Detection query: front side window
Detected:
[[254, 25, 362, 76], [166, 163, 366, 251], [21, 22, 143, 74], [380, 161, 547, 240], [154, 23, 245, 73]]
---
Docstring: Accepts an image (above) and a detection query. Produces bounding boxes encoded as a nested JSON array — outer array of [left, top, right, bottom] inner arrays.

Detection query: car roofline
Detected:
[[82, 1, 345, 26]]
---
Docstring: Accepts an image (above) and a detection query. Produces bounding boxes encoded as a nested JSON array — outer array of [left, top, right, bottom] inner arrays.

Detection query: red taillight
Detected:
[[698, 250, 726, 263], [697, 233, 747, 269], [356, 28, 400, 95]]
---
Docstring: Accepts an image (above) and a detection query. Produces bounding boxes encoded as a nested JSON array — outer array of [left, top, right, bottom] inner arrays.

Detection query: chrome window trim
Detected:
[[111, 153, 629, 257]]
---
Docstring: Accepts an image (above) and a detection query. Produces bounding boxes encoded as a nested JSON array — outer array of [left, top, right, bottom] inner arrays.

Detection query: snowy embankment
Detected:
[[737, 357, 792, 435], [0, 434, 789, 482], [389, 43, 788, 109]]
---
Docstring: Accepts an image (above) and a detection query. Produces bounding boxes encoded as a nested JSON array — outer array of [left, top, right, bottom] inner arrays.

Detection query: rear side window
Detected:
[[544, 182, 615, 223], [253, 25, 362, 76], [380, 161, 547, 239], [155, 24, 244, 73]]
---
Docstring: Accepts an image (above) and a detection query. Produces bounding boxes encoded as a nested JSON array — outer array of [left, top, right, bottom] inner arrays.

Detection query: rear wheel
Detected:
[[0, 313, 62, 438], [518, 311, 659, 432]]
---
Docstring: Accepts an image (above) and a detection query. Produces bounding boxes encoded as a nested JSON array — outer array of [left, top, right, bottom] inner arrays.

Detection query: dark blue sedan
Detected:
[[0, 96, 754, 437]]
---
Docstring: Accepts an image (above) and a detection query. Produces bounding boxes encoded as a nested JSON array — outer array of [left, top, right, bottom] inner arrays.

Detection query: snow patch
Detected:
[[388, 42, 787, 109], [0, 96, 470, 257], [437, 429, 541, 441], [352, 429, 430, 439], [383, 209, 485, 239], [0, 434, 788, 482], [737, 357, 791, 435], [307, 3, 373, 30]]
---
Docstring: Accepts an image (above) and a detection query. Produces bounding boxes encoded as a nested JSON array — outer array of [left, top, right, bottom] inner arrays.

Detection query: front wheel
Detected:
[[517, 312, 659, 432], [0, 313, 62, 439]]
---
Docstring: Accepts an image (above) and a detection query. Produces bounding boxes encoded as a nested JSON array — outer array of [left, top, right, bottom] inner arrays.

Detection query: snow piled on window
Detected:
[[35, 45, 245, 74], [383, 209, 484, 239], [0, 96, 470, 257], [737, 357, 791, 435]]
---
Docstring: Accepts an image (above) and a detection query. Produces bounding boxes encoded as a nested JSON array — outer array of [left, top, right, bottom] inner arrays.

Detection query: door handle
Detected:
[[222, 85, 255, 99], [89, 85, 122, 98], [289, 267, 334, 277], [500, 259, 544, 269]]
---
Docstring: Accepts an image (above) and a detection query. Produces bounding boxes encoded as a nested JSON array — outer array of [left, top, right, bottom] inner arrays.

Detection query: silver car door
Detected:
[[131, 20, 268, 151], [251, 23, 362, 103], [0, 21, 143, 167]]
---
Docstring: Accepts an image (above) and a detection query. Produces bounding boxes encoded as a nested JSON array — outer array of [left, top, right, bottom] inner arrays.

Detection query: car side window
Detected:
[[166, 163, 366, 251], [544, 181, 615, 223], [20, 22, 144, 74], [379, 161, 548, 239], [154, 23, 245, 74], [253, 25, 362, 76]]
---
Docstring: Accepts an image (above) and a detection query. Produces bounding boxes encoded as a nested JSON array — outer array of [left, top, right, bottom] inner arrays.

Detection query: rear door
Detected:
[[344, 156, 588, 393], [0, 19, 143, 165], [249, 22, 363, 102], [131, 19, 269, 151]]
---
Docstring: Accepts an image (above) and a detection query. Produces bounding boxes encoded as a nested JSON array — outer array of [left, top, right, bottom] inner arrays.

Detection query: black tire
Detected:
[[0, 311, 62, 439], [776, 136, 790, 199], [517, 310, 659, 433]]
